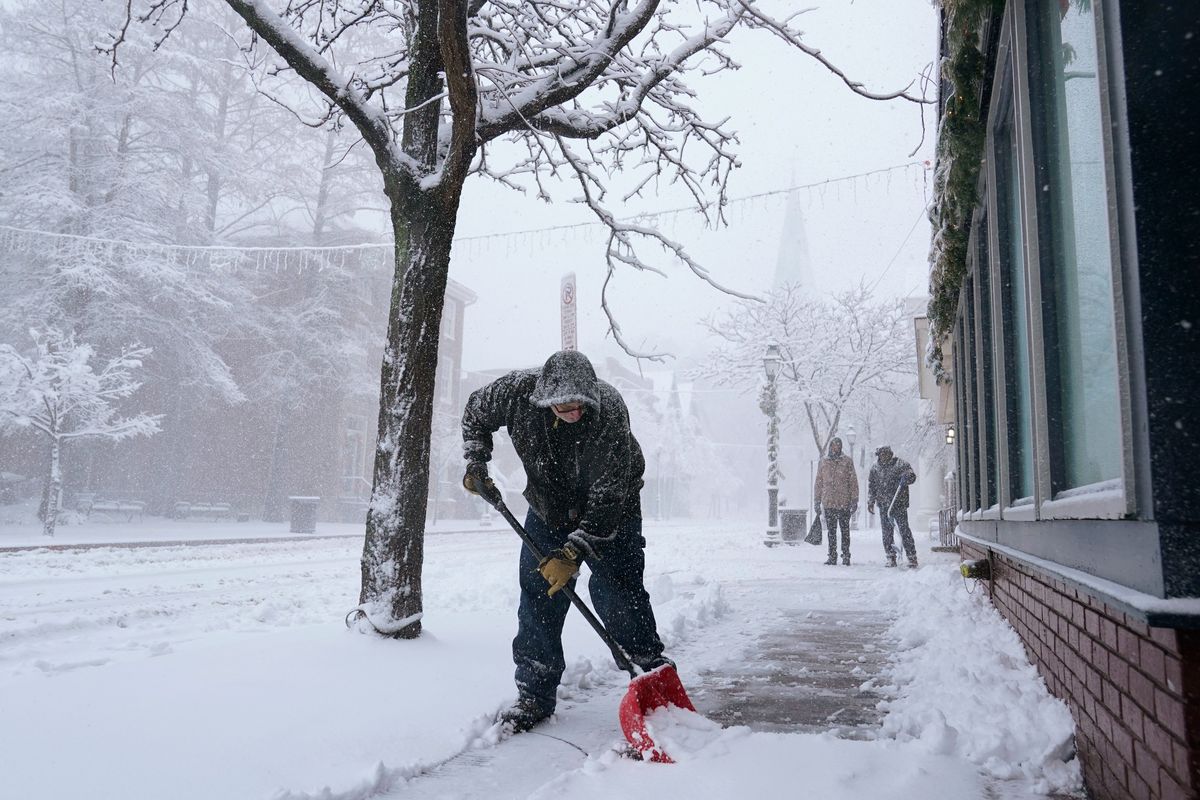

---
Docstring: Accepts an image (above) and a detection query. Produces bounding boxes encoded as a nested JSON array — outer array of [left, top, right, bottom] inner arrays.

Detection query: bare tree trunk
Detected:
[[263, 400, 289, 522], [43, 437, 62, 538], [357, 186, 460, 637]]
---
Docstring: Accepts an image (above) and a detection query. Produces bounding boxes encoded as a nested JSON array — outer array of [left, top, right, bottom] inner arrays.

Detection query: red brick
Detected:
[[1149, 626, 1179, 652], [1068, 624, 1081, 652], [1127, 769, 1153, 800], [1124, 613, 1150, 638], [1140, 640, 1167, 686], [1144, 718, 1178, 768], [1100, 617, 1119, 649], [1084, 692, 1097, 722], [1103, 679, 1125, 718], [1107, 652, 1130, 691], [1094, 704, 1115, 742], [1171, 741, 1189, 782], [1159, 766, 1192, 800], [1129, 669, 1157, 714], [1155, 688, 1187, 738], [1118, 626, 1142, 662], [1164, 655, 1183, 695], [1121, 693, 1146, 739], [1111, 720, 1135, 761], [1085, 609, 1102, 637], [1087, 664, 1104, 696], [1134, 740, 1162, 789]]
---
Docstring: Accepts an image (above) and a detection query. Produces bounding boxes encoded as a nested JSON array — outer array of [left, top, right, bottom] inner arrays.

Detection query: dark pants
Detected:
[[513, 510, 665, 713], [881, 506, 916, 561], [824, 508, 851, 559]]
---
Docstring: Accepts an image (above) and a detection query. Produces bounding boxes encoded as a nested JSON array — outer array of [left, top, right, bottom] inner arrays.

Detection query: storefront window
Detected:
[[1026, 0, 1122, 490], [974, 217, 998, 509], [994, 96, 1035, 503]]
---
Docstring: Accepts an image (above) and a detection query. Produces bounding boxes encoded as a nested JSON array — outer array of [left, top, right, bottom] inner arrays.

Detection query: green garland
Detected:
[[927, 0, 1003, 380]]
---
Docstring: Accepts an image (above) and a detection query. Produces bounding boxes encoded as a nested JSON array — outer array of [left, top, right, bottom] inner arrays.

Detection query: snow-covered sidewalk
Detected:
[[0, 521, 1082, 799]]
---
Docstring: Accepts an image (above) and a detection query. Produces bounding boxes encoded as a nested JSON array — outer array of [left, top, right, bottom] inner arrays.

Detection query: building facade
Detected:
[[940, 3, 1199, 799]]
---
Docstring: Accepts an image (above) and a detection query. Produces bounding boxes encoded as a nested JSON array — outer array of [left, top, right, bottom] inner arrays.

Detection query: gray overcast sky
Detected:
[[449, 1, 939, 372]]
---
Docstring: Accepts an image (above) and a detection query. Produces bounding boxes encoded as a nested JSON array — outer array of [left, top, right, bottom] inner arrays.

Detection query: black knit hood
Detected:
[[529, 350, 601, 409]]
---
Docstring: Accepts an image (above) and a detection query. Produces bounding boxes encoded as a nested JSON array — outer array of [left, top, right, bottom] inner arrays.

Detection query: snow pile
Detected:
[[537, 705, 985, 799], [875, 567, 1082, 795]]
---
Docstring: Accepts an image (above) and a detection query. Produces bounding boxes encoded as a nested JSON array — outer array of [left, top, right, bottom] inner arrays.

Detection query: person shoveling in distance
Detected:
[[462, 350, 695, 760]]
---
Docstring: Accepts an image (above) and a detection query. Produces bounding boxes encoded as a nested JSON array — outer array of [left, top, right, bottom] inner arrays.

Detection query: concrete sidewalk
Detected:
[[685, 567, 896, 741]]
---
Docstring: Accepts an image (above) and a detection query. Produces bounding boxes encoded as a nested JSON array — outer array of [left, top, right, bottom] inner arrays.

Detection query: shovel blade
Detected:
[[618, 665, 697, 763]]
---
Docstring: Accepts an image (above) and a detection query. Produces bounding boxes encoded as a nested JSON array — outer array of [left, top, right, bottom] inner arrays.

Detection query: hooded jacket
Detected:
[[814, 439, 859, 511], [868, 448, 917, 513], [461, 351, 645, 546]]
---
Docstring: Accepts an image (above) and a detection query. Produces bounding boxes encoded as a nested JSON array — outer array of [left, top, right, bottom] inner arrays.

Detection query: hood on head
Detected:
[[529, 350, 601, 409], [828, 437, 843, 457], [875, 445, 894, 462]]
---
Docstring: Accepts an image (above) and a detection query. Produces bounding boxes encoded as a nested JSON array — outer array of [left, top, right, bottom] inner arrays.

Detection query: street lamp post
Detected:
[[760, 343, 782, 547]]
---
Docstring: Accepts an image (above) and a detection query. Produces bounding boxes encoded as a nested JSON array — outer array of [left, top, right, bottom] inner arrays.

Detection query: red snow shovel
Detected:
[[472, 479, 696, 763]]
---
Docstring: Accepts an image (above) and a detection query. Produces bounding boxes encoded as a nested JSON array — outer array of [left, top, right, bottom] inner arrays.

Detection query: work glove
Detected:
[[566, 528, 615, 562], [867, 502, 875, 515], [463, 461, 489, 494], [538, 544, 580, 597], [850, 503, 858, 518]]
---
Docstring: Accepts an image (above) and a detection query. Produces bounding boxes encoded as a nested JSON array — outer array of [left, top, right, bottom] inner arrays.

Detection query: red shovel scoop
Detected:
[[474, 481, 698, 762], [620, 664, 697, 763]]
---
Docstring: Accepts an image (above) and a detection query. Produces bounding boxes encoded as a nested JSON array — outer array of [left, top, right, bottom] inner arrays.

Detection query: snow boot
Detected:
[[841, 555, 851, 566], [907, 556, 919, 569], [824, 555, 838, 566], [497, 696, 553, 734], [886, 554, 897, 568]]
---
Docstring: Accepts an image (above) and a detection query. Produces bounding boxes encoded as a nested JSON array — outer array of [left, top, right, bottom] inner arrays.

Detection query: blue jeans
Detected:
[[513, 510, 665, 712]]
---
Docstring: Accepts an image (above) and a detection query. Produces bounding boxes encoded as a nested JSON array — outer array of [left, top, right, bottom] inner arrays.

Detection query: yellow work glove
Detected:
[[538, 544, 580, 597]]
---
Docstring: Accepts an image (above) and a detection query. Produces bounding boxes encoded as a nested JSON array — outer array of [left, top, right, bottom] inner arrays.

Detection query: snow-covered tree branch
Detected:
[[0, 329, 161, 537], [698, 284, 913, 456], [108, 0, 931, 638]]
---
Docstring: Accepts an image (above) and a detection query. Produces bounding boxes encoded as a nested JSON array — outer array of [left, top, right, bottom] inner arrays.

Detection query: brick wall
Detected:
[[961, 541, 1199, 800]]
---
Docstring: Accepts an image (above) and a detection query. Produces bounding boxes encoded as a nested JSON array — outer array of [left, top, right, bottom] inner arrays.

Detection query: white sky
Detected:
[[449, 1, 940, 371]]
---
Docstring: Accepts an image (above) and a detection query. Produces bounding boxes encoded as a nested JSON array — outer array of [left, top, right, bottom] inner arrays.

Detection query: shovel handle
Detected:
[[481, 488, 638, 679]]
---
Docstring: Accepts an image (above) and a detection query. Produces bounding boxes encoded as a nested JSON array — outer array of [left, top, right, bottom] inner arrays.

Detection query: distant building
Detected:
[[773, 188, 815, 291], [937, 5, 1199, 799]]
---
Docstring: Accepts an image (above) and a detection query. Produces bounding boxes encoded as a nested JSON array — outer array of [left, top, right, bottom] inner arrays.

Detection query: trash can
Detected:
[[287, 496, 320, 534], [779, 508, 807, 546]]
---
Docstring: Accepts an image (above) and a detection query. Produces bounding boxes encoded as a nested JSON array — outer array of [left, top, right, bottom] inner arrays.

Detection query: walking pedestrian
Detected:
[[867, 445, 919, 568], [461, 350, 673, 733], [813, 436, 858, 565]]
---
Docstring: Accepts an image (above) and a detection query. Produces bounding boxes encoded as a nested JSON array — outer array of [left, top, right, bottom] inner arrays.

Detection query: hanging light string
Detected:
[[0, 161, 929, 271]]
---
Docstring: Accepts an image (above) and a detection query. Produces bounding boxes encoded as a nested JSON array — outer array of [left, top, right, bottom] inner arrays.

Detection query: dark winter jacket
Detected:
[[461, 352, 645, 548], [814, 453, 859, 511], [868, 453, 917, 513]]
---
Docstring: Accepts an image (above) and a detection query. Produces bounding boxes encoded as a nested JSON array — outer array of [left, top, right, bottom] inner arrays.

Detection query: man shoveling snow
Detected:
[[462, 350, 677, 736]]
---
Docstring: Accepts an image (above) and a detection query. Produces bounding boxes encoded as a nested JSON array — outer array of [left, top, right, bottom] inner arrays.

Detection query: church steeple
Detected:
[[772, 185, 814, 290]]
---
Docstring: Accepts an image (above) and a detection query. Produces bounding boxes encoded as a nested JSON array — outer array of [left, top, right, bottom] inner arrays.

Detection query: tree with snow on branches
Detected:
[[0, 330, 162, 537]]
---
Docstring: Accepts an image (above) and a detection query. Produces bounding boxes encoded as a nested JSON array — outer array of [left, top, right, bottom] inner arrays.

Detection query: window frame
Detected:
[[1011, 0, 1134, 520]]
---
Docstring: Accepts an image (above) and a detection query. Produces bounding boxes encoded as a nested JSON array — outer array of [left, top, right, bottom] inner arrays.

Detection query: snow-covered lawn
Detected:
[[0, 520, 1081, 799]]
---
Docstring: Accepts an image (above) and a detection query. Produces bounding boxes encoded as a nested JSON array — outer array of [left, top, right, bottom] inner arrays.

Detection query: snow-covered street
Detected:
[[0, 521, 1081, 799]]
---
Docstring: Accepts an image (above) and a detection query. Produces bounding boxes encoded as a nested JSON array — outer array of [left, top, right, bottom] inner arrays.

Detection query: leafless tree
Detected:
[[109, 0, 928, 637], [700, 283, 914, 456]]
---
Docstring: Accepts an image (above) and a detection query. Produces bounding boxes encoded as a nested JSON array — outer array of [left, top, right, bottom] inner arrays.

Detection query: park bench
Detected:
[[86, 498, 147, 522], [173, 501, 235, 520]]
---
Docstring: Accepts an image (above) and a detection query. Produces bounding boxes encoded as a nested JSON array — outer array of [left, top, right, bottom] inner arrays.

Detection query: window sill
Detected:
[[1040, 480, 1126, 520]]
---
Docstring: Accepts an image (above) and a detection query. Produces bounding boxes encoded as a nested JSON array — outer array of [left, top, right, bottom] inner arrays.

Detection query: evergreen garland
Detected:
[[927, 0, 1003, 380]]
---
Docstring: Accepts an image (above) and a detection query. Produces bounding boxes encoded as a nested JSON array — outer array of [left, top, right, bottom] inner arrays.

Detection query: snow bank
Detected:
[[535, 706, 985, 799], [875, 567, 1083, 795]]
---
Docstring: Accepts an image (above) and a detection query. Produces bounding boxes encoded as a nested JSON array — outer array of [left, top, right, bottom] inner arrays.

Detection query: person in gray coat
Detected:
[[867, 445, 918, 567]]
